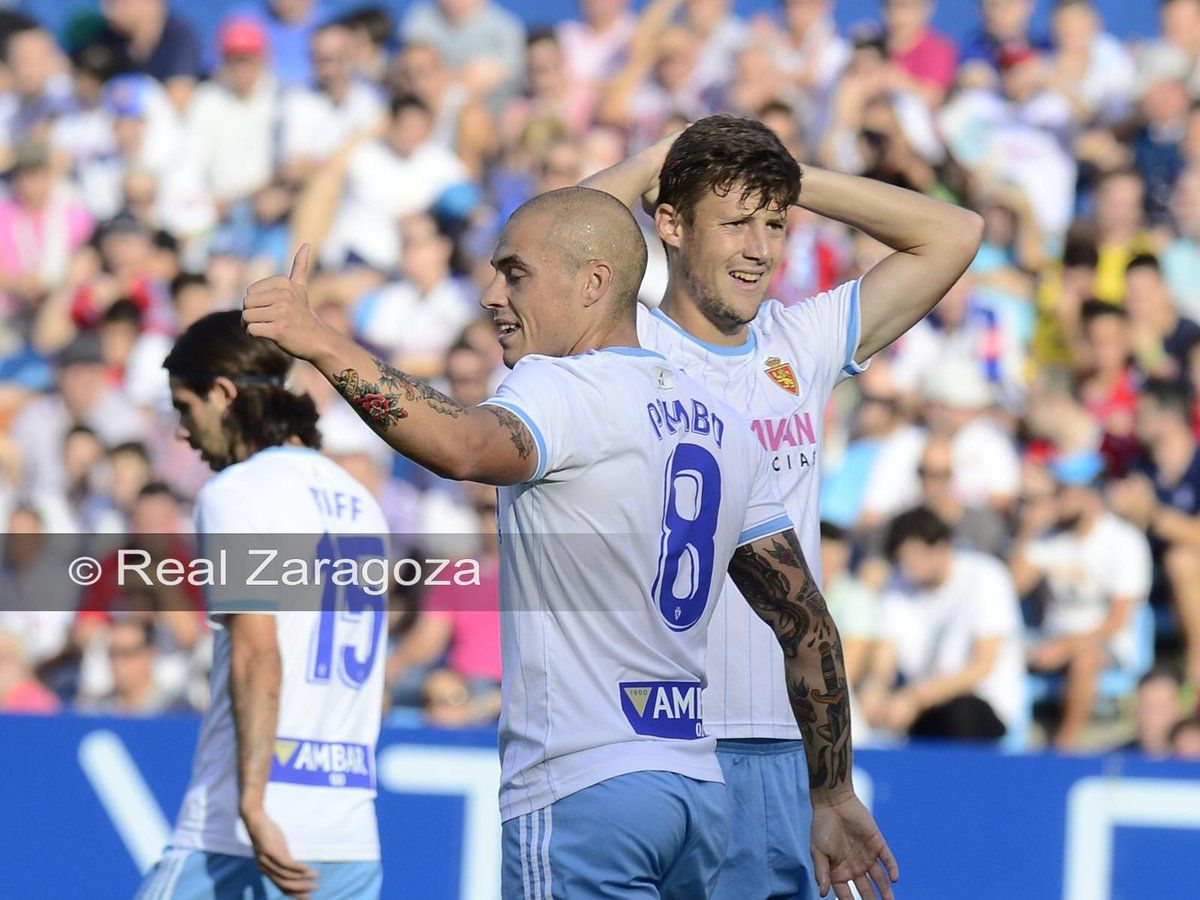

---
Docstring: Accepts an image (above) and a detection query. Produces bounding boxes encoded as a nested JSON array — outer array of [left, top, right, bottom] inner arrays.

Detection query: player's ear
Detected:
[[581, 259, 613, 308], [655, 203, 684, 250], [209, 376, 239, 409]]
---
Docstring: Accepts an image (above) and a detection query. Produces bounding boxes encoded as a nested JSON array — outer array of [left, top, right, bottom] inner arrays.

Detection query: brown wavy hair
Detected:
[[657, 115, 802, 225], [163, 310, 321, 453]]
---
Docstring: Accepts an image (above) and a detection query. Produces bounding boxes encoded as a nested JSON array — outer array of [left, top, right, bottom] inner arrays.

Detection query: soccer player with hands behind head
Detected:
[[583, 114, 982, 899]]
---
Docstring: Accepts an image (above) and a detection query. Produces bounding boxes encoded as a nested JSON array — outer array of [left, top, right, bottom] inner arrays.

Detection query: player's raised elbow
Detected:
[[948, 207, 985, 261]]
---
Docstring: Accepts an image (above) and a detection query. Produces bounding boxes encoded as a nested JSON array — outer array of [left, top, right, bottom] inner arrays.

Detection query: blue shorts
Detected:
[[135, 848, 382, 900], [502, 771, 727, 900], [710, 739, 818, 900]]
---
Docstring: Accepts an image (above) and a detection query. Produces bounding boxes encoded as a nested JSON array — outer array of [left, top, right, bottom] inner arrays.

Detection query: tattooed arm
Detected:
[[242, 245, 535, 485], [727, 528, 853, 796], [728, 529, 899, 900]]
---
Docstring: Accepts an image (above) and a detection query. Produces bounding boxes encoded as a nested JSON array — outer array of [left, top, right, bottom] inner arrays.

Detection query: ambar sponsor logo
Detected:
[[269, 737, 374, 789], [619, 681, 705, 740]]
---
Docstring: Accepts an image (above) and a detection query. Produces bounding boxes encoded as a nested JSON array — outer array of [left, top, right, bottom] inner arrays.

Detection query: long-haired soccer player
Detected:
[[135, 311, 389, 899], [242, 187, 893, 898], [583, 115, 982, 900]]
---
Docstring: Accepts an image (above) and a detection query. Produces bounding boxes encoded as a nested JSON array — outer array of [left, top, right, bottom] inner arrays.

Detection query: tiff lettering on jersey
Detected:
[[269, 737, 375, 789], [619, 681, 706, 740]]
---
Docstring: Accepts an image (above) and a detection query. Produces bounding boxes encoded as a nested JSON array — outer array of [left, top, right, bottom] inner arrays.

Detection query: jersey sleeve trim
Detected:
[[480, 398, 547, 482], [841, 277, 869, 378], [737, 514, 794, 547]]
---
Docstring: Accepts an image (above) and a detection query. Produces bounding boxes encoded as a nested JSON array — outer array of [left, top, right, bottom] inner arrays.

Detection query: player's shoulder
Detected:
[[199, 445, 322, 500], [510, 347, 670, 382], [754, 278, 862, 333]]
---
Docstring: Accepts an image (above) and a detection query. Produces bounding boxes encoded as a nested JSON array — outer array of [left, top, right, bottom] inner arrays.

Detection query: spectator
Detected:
[[1093, 169, 1155, 303], [1150, 0, 1200, 94], [401, 0, 526, 103], [388, 480, 501, 721], [1077, 300, 1140, 470], [683, 0, 747, 95], [81, 618, 190, 715], [916, 434, 1009, 556], [853, 363, 926, 527], [500, 29, 595, 144], [766, 0, 848, 132], [1125, 253, 1200, 382], [72, 74, 210, 240], [0, 627, 60, 714], [1013, 451, 1152, 748], [0, 26, 73, 159], [278, 20, 385, 184], [600, 6, 710, 148], [820, 29, 942, 186], [391, 42, 496, 177], [259, 0, 326, 89], [97, 0, 203, 111], [187, 16, 279, 211], [1048, 0, 1135, 126], [863, 507, 1026, 741], [0, 505, 76, 671], [339, 6, 394, 84], [1111, 379, 1200, 685], [1170, 715, 1200, 758], [920, 357, 1021, 512], [819, 520, 879, 714], [557, 0, 637, 94], [316, 93, 468, 273], [353, 214, 477, 378], [0, 141, 94, 319], [74, 482, 204, 664], [1123, 667, 1185, 757], [961, 0, 1048, 70], [1163, 165, 1200, 322], [882, 0, 958, 107], [1131, 45, 1190, 227], [10, 334, 144, 508], [890, 272, 1028, 407]]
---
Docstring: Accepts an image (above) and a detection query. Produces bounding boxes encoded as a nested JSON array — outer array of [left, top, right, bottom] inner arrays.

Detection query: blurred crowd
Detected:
[[1, 0, 1200, 756]]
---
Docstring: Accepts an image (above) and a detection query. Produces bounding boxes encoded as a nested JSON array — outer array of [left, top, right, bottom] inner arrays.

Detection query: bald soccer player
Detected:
[[243, 187, 893, 899]]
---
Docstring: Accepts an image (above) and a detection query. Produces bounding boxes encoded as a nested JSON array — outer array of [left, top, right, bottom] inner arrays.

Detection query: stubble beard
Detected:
[[679, 255, 759, 336]]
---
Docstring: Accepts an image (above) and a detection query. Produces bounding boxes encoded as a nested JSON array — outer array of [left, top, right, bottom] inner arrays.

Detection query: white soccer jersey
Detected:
[[638, 279, 866, 739], [483, 348, 791, 821], [170, 446, 390, 861]]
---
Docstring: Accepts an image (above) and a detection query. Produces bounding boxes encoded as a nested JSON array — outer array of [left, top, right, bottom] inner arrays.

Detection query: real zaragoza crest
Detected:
[[763, 356, 798, 395]]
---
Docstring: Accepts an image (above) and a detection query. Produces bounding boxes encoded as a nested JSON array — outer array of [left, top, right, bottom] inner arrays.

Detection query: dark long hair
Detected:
[[163, 311, 321, 453]]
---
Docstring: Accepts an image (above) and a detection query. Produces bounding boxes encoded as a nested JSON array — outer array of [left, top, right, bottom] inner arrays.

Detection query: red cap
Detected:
[[219, 17, 268, 57], [997, 43, 1037, 71]]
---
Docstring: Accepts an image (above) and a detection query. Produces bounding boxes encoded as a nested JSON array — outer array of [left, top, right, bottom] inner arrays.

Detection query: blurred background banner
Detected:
[[14, 2, 1162, 44], [3, 712, 1198, 900]]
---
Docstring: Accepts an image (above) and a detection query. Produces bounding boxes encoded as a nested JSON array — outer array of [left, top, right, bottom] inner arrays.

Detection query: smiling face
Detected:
[[658, 185, 788, 332], [481, 211, 581, 368]]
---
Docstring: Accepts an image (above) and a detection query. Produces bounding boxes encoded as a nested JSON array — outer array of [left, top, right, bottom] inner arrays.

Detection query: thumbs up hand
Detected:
[[242, 244, 329, 362]]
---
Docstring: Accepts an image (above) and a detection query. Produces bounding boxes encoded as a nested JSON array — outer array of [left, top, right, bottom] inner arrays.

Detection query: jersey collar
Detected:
[[650, 307, 757, 357]]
